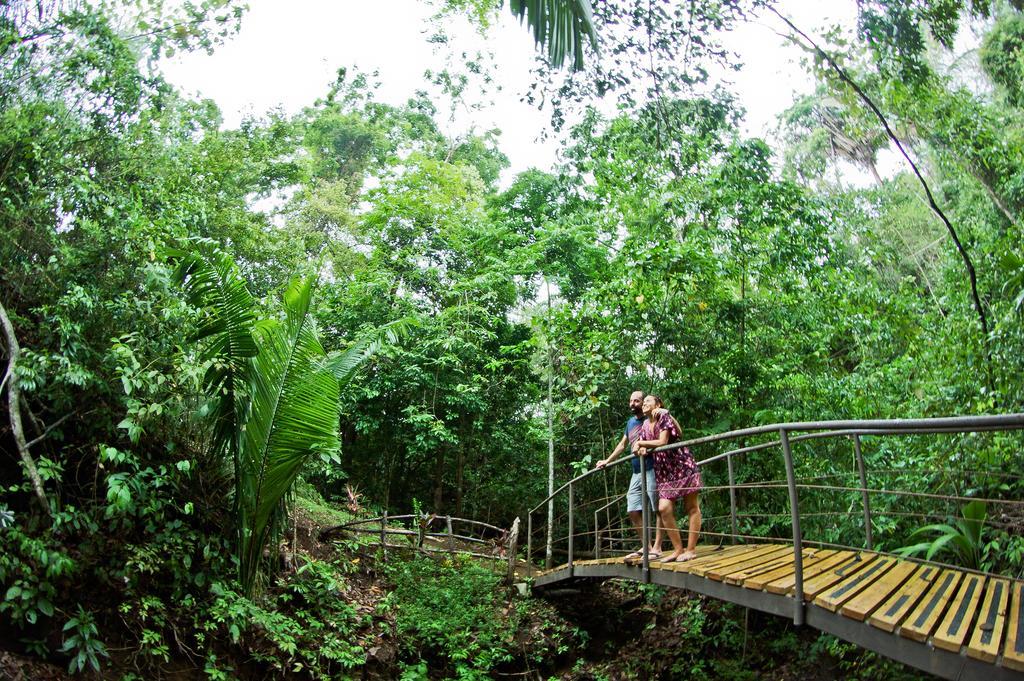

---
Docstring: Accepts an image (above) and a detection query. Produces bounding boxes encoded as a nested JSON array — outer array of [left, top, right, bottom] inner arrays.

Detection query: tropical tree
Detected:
[[170, 240, 381, 595]]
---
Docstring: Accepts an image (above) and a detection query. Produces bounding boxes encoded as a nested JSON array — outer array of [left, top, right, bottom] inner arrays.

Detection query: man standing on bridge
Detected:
[[596, 390, 663, 559]]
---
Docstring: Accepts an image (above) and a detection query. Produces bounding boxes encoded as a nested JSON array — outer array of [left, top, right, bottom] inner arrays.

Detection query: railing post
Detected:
[[594, 510, 602, 560], [852, 435, 873, 550], [567, 480, 575, 575], [380, 511, 388, 562], [728, 452, 738, 544], [526, 512, 533, 579], [640, 455, 651, 582], [780, 428, 804, 626], [506, 517, 520, 585]]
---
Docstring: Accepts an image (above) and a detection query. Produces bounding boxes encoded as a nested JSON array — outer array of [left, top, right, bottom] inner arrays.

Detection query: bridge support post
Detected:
[[594, 510, 601, 560], [780, 428, 805, 626], [727, 453, 738, 544], [567, 481, 574, 577], [852, 435, 873, 550]]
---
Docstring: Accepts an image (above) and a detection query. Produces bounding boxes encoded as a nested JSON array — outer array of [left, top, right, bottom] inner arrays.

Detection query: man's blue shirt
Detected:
[[625, 416, 654, 473]]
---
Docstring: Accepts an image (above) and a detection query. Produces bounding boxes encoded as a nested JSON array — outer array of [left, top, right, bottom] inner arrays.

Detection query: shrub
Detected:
[[382, 554, 517, 679]]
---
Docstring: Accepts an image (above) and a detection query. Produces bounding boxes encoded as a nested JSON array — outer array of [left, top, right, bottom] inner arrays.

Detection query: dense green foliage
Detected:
[[1, 0, 1023, 677]]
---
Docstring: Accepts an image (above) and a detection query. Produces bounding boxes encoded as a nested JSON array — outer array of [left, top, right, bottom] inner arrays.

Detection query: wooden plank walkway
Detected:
[[531, 544, 1024, 680]]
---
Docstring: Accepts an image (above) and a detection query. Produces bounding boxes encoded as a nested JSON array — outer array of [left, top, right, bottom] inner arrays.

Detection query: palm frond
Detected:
[[237, 275, 340, 595], [319, 317, 416, 387], [167, 239, 258, 462], [168, 239, 258, 363], [508, 0, 598, 72]]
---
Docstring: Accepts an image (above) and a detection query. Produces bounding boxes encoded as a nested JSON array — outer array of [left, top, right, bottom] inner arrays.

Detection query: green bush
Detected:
[[382, 554, 518, 679]]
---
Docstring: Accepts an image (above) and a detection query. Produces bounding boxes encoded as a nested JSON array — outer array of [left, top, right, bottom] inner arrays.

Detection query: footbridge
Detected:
[[525, 414, 1024, 680]]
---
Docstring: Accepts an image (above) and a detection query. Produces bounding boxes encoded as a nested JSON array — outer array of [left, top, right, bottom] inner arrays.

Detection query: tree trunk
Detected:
[[455, 441, 465, 517], [432, 447, 445, 512], [867, 158, 884, 187], [545, 279, 555, 569], [0, 299, 49, 514], [964, 162, 1018, 227]]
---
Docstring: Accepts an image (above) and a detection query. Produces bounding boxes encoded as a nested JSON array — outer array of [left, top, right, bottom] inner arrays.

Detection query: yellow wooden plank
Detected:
[[765, 551, 855, 595], [634, 543, 746, 567], [694, 544, 734, 556], [708, 546, 793, 582], [725, 548, 805, 586], [868, 565, 940, 632], [815, 556, 896, 612], [801, 553, 878, 600], [932, 574, 986, 652], [658, 544, 767, 573], [647, 545, 746, 572], [651, 543, 732, 563], [966, 578, 1010, 662], [743, 549, 836, 591], [839, 559, 919, 621], [1002, 581, 1024, 672], [899, 569, 963, 642], [689, 545, 786, 577]]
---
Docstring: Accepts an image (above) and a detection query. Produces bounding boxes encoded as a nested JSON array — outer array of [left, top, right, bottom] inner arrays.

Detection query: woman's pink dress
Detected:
[[638, 411, 702, 501]]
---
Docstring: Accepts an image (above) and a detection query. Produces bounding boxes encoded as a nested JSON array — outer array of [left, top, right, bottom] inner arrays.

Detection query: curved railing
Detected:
[[526, 414, 1024, 625], [322, 513, 521, 580]]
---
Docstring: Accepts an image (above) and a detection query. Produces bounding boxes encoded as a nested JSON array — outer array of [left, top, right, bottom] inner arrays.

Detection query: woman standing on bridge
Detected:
[[632, 395, 702, 562]]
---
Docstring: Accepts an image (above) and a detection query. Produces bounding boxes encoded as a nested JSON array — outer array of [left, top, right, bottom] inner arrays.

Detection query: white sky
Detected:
[[161, 1, 863, 185]]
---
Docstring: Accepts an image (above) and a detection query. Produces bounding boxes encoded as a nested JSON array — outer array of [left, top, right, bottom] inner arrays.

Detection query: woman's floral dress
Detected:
[[638, 410, 702, 501]]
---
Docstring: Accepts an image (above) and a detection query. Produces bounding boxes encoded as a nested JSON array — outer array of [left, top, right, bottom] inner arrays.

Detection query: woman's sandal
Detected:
[[624, 550, 661, 562]]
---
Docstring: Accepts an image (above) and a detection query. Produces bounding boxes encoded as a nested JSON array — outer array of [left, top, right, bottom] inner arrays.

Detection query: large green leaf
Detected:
[[237, 275, 341, 595], [167, 239, 258, 462], [508, 0, 598, 72], [898, 502, 987, 570], [319, 317, 414, 388]]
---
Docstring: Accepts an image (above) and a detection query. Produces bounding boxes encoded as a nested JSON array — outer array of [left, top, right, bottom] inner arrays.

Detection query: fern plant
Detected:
[[896, 500, 987, 570]]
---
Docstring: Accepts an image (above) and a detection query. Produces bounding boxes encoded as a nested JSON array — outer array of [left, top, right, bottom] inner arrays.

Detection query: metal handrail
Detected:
[[525, 413, 1024, 626], [530, 414, 1024, 512]]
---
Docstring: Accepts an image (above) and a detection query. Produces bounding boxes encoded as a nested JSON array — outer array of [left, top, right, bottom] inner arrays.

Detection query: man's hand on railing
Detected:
[[595, 458, 608, 469]]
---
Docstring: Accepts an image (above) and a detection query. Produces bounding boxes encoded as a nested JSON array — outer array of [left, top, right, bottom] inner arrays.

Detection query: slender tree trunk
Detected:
[[545, 279, 555, 569], [739, 219, 746, 363], [867, 158, 884, 187], [0, 299, 49, 514], [383, 446, 396, 511], [455, 438, 465, 517], [432, 447, 445, 512], [964, 163, 1018, 227]]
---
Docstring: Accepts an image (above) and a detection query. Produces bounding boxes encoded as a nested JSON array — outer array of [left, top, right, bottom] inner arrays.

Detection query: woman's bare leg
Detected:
[[651, 516, 664, 554], [658, 498, 683, 559], [679, 493, 701, 560]]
